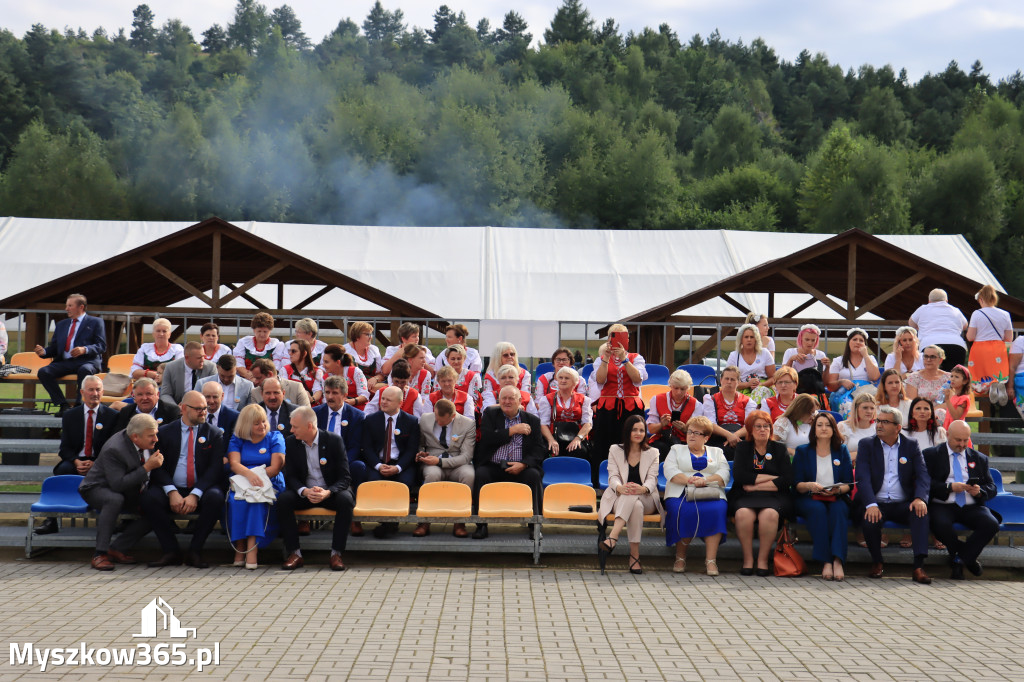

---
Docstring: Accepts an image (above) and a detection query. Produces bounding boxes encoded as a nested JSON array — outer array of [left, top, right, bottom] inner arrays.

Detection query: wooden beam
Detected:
[[779, 270, 850, 318], [854, 272, 927, 319], [169, 324, 186, 343], [687, 326, 737, 364], [768, 293, 775, 319], [211, 232, 221, 306], [847, 244, 857, 315], [376, 329, 393, 347], [218, 263, 287, 307], [222, 283, 269, 310], [144, 258, 213, 306], [294, 285, 334, 310], [781, 296, 818, 319], [277, 283, 284, 310], [719, 294, 750, 316]]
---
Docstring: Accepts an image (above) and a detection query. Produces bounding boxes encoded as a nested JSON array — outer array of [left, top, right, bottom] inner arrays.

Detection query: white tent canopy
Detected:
[[0, 217, 1002, 322]]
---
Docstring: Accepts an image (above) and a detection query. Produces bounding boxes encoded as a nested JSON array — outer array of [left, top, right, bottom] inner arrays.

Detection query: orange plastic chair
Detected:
[[416, 482, 472, 517], [106, 354, 135, 376], [542, 483, 598, 521], [478, 482, 534, 519], [352, 480, 410, 517], [640, 384, 667, 406], [4, 352, 51, 379], [296, 507, 336, 517]]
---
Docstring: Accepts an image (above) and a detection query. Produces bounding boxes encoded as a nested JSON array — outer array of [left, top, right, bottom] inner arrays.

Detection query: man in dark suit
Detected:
[[361, 386, 419, 538], [201, 381, 238, 451], [278, 407, 354, 571], [159, 342, 216, 408], [473, 385, 547, 540], [923, 420, 1001, 579], [99, 378, 181, 452], [34, 293, 106, 413], [257, 377, 294, 439], [315, 374, 367, 535], [34, 375, 121, 536], [856, 405, 932, 583], [78, 414, 164, 570], [140, 391, 226, 568]]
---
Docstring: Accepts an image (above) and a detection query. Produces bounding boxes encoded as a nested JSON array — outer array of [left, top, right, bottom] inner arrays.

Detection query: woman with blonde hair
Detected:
[[838, 392, 877, 461], [130, 317, 184, 383], [874, 368, 911, 427], [647, 369, 704, 459], [483, 342, 531, 396], [967, 284, 1012, 399], [884, 326, 924, 377], [760, 365, 798, 422], [727, 323, 777, 400], [590, 325, 648, 487]]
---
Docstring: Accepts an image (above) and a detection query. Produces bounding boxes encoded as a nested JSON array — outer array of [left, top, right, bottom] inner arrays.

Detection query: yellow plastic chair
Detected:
[[4, 352, 51, 379], [478, 482, 534, 519], [352, 480, 410, 517], [106, 353, 135, 375], [416, 482, 472, 517], [542, 483, 598, 521]]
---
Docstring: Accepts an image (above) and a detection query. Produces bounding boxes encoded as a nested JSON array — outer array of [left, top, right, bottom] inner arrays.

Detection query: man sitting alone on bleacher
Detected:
[[34, 375, 119, 536]]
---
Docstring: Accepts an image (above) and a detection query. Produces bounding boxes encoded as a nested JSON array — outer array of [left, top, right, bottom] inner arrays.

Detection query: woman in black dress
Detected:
[[728, 409, 792, 576]]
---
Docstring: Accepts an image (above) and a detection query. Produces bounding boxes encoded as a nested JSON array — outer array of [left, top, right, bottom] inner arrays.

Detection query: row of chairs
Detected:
[[5, 351, 136, 404]]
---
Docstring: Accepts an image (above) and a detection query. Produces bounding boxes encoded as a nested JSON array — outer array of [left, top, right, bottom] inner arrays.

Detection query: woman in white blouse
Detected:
[[727, 323, 776, 398], [745, 312, 776, 354], [966, 284, 1013, 397], [874, 368, 911, 428], [782, 324, 829, 375], [772, 394, 818, 455], [826, 328, 879, 417], [884, 326, 924, 377], [837, 392, 877, 462]]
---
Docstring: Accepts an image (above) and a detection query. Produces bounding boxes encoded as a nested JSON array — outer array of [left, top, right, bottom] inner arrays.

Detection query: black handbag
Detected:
[[553, 421, 591, 456]]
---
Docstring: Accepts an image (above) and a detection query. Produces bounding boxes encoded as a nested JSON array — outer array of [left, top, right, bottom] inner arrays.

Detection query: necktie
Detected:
[[440, 424, 448, 449], [209, 411, 216, 428], [328, 411, 338, 434], [383, 416, 393, 464], [953, 451, 966, 507], [65, 318, 77, 353], [186, 427, 196, 488], [270, 410, 278, 432], [190, 369, 197, 390], [85, 409, 94, 458]]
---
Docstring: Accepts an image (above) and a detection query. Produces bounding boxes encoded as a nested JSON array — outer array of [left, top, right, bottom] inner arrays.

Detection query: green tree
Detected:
[[0, 120, 128, 218], [692, 104, 762, 176], [857, 86, 909, 144], [362, 1, 405, 44], [227, 0, 270, 56], [130, 4, 157, 51], [201, 24, 229, 53], [544, 0, 595, 45], [271, 5, 310, 50], [494, 11, 531, 63]]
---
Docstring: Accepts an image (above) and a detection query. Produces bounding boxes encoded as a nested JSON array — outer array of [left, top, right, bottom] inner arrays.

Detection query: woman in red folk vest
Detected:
[[590, 325, 648, 488], [481, 364, 539, 417], [426, 365, 475, 419], [759, 365, 799, 422], [320, 343, 370, 410], [540, 366, 593, 456], [702, 365, 755, 460], [483, 342, 531, 397], [442, 344, 484, 410], [534, 347, 587, 403], [647, 369, 705, 461], [399, 343, 433, 397], [279, 338, 325, 406]]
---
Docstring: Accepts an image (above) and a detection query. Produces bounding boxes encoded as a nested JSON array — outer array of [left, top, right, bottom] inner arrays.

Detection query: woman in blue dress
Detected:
[[663, 415, 730, 576], [227, 403, 285, 569]]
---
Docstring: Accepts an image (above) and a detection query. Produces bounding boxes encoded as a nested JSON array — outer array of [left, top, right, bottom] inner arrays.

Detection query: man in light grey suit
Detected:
[[160, 342, 216, 408], [413, 398, 476, 538], [197, 353, 255, 411], [249, 357, 310, 408], [79, 413, 164, 570]]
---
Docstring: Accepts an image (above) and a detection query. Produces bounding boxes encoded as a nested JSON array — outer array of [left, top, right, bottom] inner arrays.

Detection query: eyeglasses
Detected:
[[875, 419, 897, 426], [686, 430, 708, 437], [289, 349, 300, 354], [923, 354, 940, 360], [183, 404, 206, 411], [752, 423, 772, 431]]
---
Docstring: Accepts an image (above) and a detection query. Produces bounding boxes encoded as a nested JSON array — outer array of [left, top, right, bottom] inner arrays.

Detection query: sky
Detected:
[[1, 0, 1022, 82]]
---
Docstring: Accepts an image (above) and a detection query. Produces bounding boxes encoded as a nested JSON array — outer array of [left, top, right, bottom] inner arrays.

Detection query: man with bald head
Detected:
[[923, 420, 1000, 579], [361, 385, 419, 538], [201, 380, 239, 445], [258, 377, 295, 439], [473, 385, 547, 540]]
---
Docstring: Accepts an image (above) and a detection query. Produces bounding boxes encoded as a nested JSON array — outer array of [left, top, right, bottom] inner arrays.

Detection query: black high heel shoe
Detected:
[[598, 537, 617, 574], [740, 567, 754, 576], [628, 555, 643, 575]]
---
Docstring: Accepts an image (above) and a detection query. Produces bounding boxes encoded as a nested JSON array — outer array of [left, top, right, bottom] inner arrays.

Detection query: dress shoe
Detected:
[[34, 518, 59, 535], [472, 523, 489, 539], [868, 562, 884, 579], [350, 521, 364, 536], [413, 523, 431, 537], [281, 553, 304, 570], [740, 567, 754, 576], [966, 560, 983, 577], [912, 568, 932, 585], [91, 554, 115, 571], [755, 568, 771, 577], [329, 554, 346, 571], [185, 550, 209, 569], [147, 553, 183, 568], [453, 523, 469, 538], [107, 549, 137, 565], [298, 521, 312, 536], [950, 562, 965, 580], [372, 522, 397, 539]]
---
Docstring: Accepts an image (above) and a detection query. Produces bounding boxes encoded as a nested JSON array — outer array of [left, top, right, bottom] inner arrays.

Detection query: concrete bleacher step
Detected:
[[0, 439, 60, 454], [988, 457, 1024, 472], [0, 493, 40, 513], [0, 465, 51, 482], [970, 433, 1024, 447], [0, 414, 61, 429]]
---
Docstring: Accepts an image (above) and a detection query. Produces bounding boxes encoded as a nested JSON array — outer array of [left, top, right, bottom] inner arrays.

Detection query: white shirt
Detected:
[[727, 349, 775, 382], [299, 434, 326, 495], [1012, 335, 1024, 375], [435, 346, 483, 373], [375, 413, 403, 473], [207, 407, 224, 431], [538, 392, 593, 427], [645, 392, 703, 426], [382, 344, 436, 369], [423, 391, 475, 419], [838, 421, 877, 453], [364, 389, 426, 419], [940, 446, 976, 506], [883, 352, 924, 374], [782, 347, 827, 372], [591, 355, 647, 394], [911, 301, 968, 348], [968, 306, 1012, 342], [873, 437, 906, 505], [773, 416, 810, 451], [219, 378, 237, 407], [829, 354, 878, 382], [344, 342, 382, 376], [63, 312, 87, 360], [815, 454, 835, 487], [324, 408, 344, 439], [906, 427, 946, 451], [78, 405, 100, 459]]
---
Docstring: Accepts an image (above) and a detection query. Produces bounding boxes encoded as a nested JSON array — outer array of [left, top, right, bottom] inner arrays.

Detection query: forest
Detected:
[[0, 1, 1023, 293]]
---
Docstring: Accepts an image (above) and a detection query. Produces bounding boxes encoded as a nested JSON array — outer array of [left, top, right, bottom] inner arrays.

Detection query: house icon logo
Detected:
[[132, 597, 197, 639]]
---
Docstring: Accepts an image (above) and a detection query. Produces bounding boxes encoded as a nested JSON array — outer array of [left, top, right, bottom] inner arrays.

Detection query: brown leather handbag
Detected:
[[773, 526, 806, 577]]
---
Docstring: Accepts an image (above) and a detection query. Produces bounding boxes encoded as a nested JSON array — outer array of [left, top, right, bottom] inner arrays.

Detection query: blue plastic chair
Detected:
[[657, 462, 667, 493], [677, 364, 716, 387], [992, 469, 1010, 495], [822, 410, 843, 423], [598, 460, 609, 490], [542, 456, 592, 488], [988, 494, 1024, 530], [581, 364, 594, 382], [535, 362, 554, 378], [30, 475, 88, 514], [644, 364, 671, 385]]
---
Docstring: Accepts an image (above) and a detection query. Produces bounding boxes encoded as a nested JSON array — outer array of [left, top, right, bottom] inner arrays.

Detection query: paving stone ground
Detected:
[[0, 550, 1021, 681]]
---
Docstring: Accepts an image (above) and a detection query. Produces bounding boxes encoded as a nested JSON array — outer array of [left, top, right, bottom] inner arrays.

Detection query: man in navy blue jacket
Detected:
[[34, 294, 106, 414]]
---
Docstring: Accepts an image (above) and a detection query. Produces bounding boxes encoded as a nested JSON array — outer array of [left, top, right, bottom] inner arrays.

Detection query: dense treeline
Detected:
[[1, 1, 1023, 293]]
